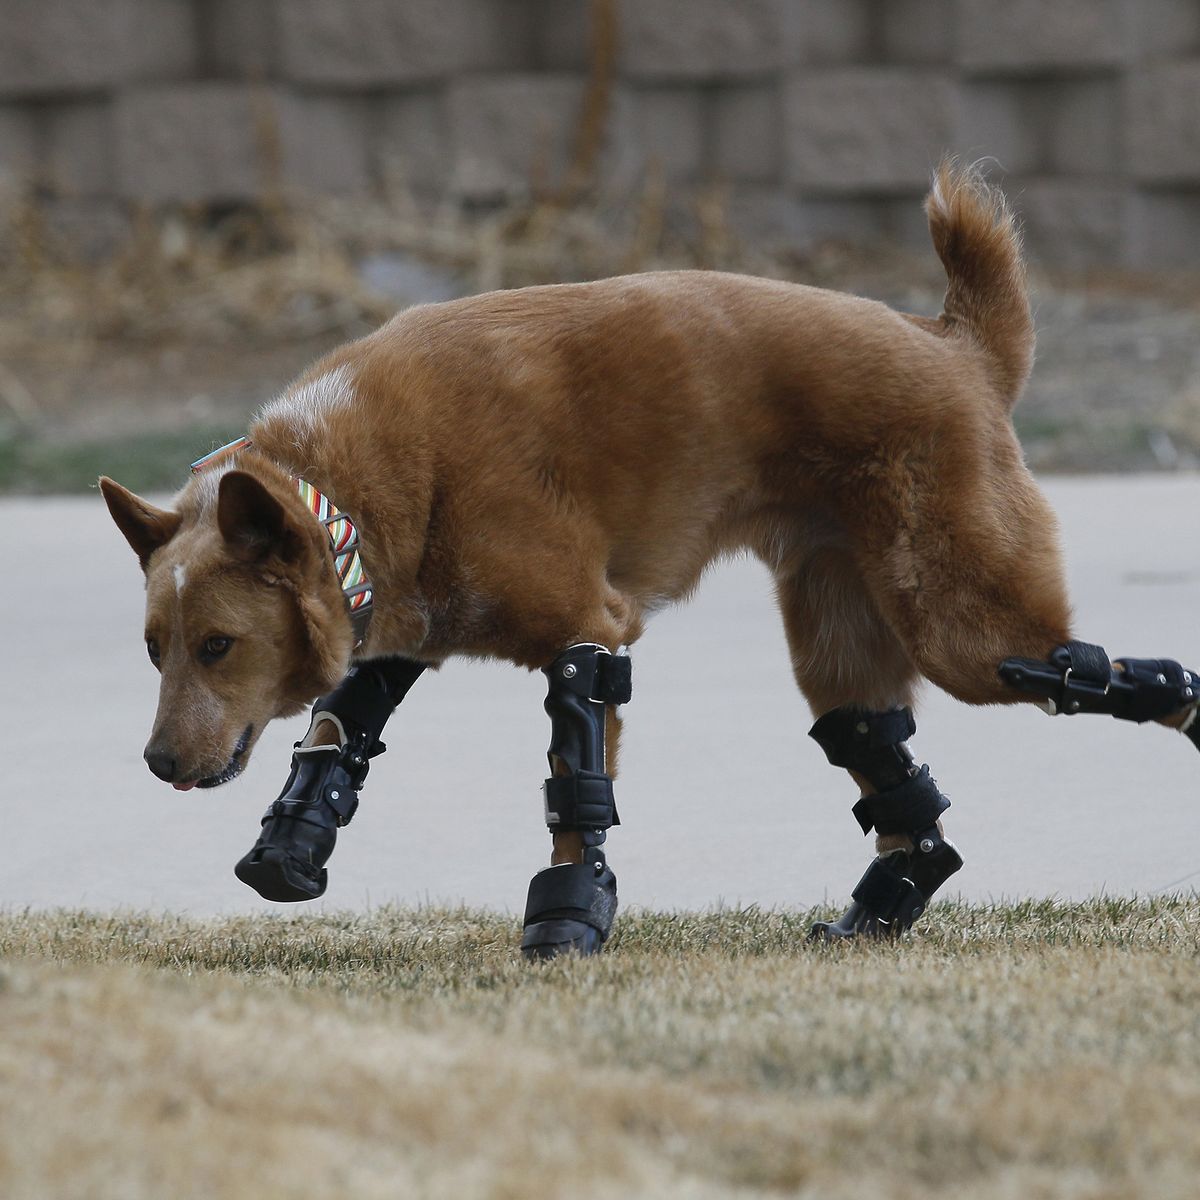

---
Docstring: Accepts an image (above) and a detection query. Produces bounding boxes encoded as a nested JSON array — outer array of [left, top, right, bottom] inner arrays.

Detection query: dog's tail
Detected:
[[925, 160, 1033, 406]]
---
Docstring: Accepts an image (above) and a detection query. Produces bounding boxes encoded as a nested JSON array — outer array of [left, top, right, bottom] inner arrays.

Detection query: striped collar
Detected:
[[190, 436, 373, 647]]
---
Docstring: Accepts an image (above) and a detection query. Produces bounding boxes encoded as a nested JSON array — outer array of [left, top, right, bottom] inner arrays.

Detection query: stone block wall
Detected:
[[1, 0, 1198, 268]]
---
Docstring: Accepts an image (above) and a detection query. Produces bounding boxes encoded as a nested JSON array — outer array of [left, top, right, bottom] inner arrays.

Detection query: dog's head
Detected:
[[99, 460, 354, 789]]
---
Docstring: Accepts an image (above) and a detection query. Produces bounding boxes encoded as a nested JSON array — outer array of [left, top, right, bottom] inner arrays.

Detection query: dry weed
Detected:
[[0, 176, 943, 364]]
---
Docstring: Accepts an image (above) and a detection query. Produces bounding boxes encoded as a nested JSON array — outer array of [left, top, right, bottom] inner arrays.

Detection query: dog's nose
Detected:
[[144, 748, 177, 782]]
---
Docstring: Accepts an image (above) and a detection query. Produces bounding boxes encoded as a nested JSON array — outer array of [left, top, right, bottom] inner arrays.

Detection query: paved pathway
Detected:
[[5, 476, 1199, 915]]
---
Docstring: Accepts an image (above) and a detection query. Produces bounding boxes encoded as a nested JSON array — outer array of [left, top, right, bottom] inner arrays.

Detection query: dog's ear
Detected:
[[219, 470, 351, 689], [99, 477, 182, 570], [217, 471, 309, 565]]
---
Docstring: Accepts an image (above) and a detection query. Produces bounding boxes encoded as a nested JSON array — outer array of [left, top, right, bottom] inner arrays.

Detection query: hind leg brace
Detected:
[[1000, 641, 1200, 749], [234, 657, 425, 902], [520, 644, 631, 960], [808, 706, 963, 940]]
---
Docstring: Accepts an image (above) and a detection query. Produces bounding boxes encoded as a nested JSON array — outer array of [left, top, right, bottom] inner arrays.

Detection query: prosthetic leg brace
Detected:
[[808, 706, 963, 940], [520, 643, 632, 960], [234, 657, 425, 902], [999, 641, 1200, 750]]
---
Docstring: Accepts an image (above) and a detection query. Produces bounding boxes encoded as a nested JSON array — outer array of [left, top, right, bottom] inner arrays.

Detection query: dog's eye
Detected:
[[146, 638, 161, 666], [199, 635, 233, 664]]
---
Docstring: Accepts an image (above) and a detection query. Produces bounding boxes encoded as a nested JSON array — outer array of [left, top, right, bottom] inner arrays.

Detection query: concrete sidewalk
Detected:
[[5, 475, 1199, 916]]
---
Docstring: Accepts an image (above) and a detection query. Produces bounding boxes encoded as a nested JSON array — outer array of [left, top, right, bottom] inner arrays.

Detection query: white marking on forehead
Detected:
[[173, 563, 187, 593], [258, 364, 356, 444]]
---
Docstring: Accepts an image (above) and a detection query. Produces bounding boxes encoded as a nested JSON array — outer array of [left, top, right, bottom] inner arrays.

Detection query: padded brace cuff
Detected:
[[809, 706, 916, 768], [524, 863, 599, 922], [314, 673, 394, 749], [1112, 658, 1197, 721], [543, 771, 620, 831], [308, 657, 426, 751], [1056, 640, 1110, 683], [594, 654, 632, 705], [367, 657, 427, 707], [851, 765, 950, 837]]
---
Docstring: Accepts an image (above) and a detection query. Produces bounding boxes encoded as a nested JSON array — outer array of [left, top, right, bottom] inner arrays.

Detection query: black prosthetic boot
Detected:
[[521, 643, 631, 960], [235, 657, 424, 902], [1000, 641, 1200, 752], [808, 706, 963, 941]]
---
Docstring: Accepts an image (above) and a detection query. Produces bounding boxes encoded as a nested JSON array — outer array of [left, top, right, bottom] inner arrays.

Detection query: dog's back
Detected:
[[246, 163, 1033, 662]]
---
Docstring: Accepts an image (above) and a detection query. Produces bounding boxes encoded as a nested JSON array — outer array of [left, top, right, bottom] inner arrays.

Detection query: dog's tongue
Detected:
[[173, 781, 196, 792]]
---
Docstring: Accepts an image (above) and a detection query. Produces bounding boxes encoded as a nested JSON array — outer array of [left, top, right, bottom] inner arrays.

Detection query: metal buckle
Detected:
[[1059, 665, 1109, 714]]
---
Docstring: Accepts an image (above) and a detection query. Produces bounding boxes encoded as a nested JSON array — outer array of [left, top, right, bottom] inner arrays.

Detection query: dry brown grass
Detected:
[[0, 178, 942, 358], [0, 179, 947, 459], [3, 175, 1200, 478], [0, 183, 895, 442], [1, 898, 1198, 1199]]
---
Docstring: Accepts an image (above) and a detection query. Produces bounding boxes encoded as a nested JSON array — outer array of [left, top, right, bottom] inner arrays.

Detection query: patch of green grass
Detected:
[[0, 425, 234, 495], [1012, 411, 1076, 443]]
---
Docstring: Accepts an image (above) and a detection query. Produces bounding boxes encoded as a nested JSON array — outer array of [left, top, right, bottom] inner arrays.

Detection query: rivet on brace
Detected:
[[521, 643, 632, 959], [807, 705, 963, 940]]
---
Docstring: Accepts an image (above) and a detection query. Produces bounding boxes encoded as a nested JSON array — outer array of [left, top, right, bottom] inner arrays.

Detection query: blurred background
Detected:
[[1, 0, 1200, 485]]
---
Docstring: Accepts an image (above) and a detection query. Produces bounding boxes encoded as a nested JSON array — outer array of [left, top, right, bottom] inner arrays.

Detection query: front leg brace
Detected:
[[521, 643, 631, 960], [234, 657, 425, 902], [1000, 641, 1200, 750]]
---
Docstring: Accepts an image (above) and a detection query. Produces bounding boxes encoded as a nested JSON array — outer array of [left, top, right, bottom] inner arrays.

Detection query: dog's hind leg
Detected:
[[829, 472, 1200, 925], [520, 642, 631, 959], [234, 657, 426, 902], [846, 475, 1200, 752], [773, 553, 964, 940]]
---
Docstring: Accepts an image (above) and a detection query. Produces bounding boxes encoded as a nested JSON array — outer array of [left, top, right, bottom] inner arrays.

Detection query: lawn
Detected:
[[1, 899, 1197, 1199]]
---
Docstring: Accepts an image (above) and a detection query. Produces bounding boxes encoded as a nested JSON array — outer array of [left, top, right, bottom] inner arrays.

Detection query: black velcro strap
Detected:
[[543, 771, 619, 830], [1062, 641, 1111, 684], [809, 706, 916, 768], [267, 783, 359, 827], [524, 863, 601, 924], [267, 798, 329, 827], [594, 654, 632, 705], [273, 748, 360, 826], [851, 856, 913, 918], [851, 765, 950, 836]]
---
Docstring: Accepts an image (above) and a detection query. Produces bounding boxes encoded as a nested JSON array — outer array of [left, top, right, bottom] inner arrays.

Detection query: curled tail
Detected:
[[925, 161, 1033, 406]]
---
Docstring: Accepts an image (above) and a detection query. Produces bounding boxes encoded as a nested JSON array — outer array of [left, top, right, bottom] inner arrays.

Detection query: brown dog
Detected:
[[101, 163, 1200, 951]]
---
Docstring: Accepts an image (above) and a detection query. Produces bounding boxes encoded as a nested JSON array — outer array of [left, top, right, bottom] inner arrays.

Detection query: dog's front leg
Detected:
[[235, 657, 426, 902], [520, 644, 631, 959]]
